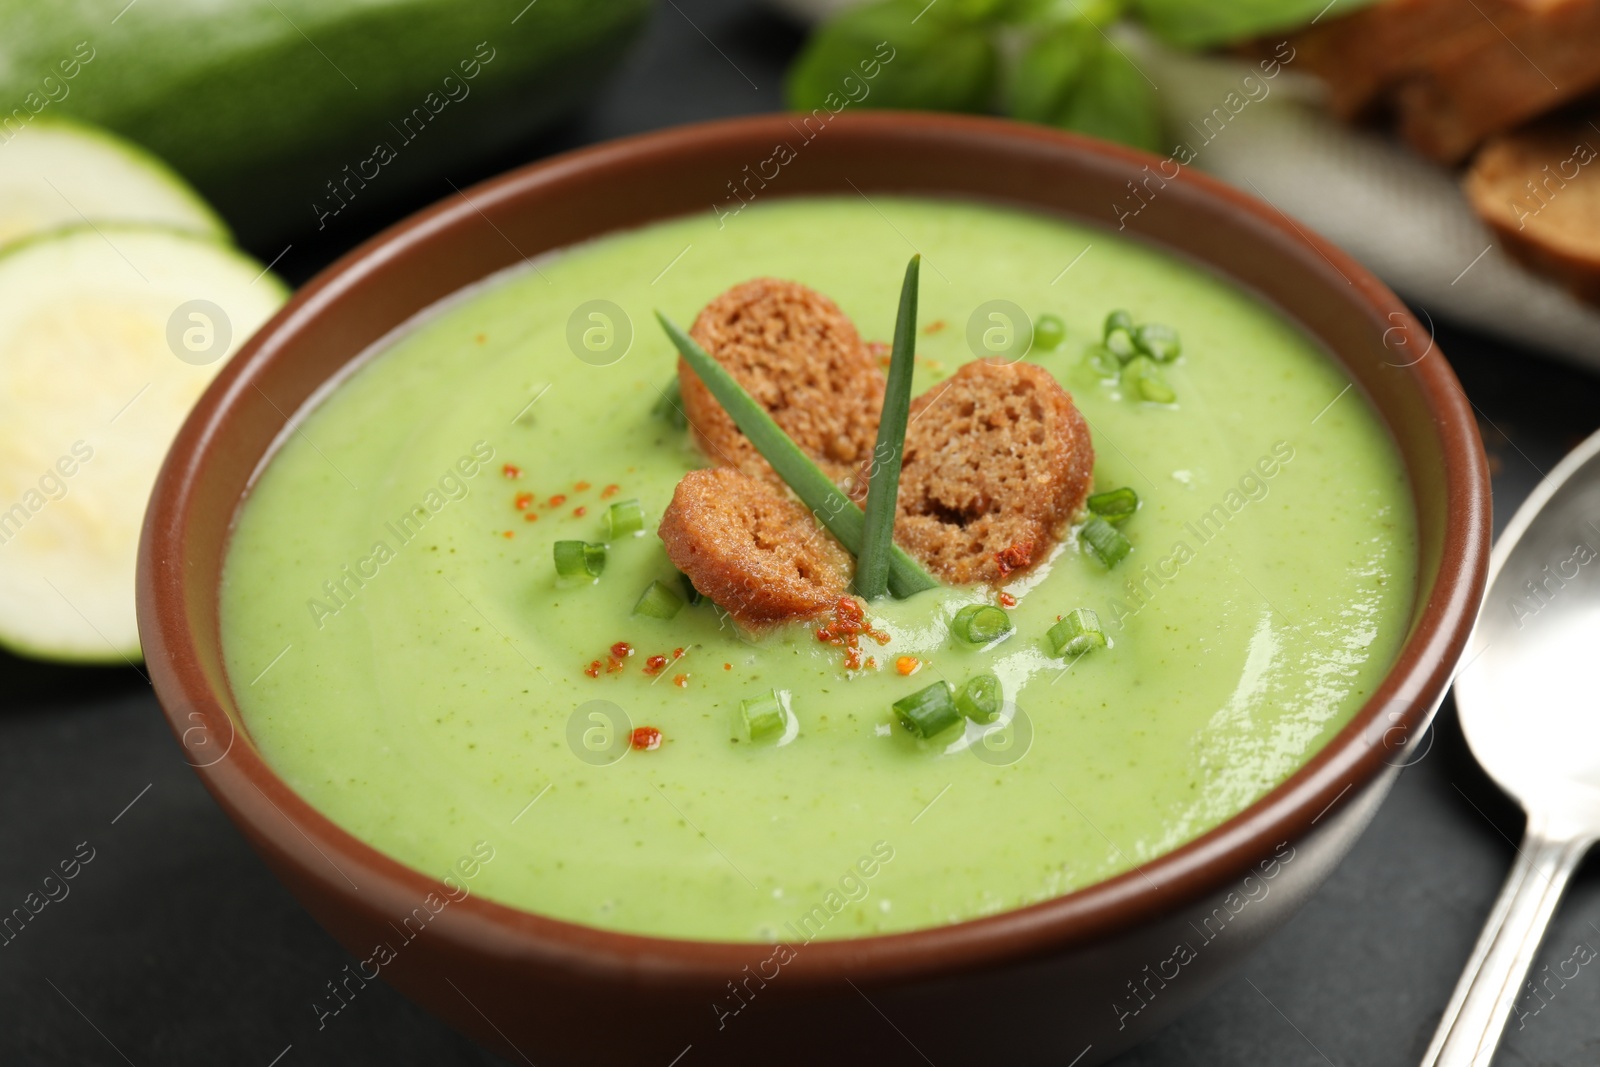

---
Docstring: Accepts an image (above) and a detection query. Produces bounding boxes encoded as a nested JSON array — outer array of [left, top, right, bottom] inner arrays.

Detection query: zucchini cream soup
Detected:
[[220, 196, 1414, 943]]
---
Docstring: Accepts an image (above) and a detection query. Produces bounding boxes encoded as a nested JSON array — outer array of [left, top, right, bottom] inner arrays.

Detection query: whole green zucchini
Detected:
[[0, 0, 652, 243]]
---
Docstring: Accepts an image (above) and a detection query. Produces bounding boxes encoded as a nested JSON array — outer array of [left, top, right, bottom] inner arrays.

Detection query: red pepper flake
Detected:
[[923, 319, 947, 335], [994, 540, 1034, 579], [502, 464, 522, 479], [611, 642, 633, 659], [672, 647, 685, 659], [644, 654, 668, 676], [895, 656, 920, 676], [864, 656, 877, 670], [475, 333, 487, 344], [673, 673, 689, 688], [573, 506, 587, 517], [998, 591, 1018, 608], [606, 656, 626, 674], [575, 481, 591, 492], [723, 662, 732, 671], [601, 484, 620, 499], [524, 512, 539, 522], [813, 596, 891, 670], [514, 492, 534, 510], [630, 726, 662, 751], [547, 494, 567, 508], [583, 660, 602, 679], [502, 530, 514, 539]]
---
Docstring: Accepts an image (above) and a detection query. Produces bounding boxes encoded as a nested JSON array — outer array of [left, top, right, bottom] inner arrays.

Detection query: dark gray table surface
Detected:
[[4, 1, 1598, 1064]]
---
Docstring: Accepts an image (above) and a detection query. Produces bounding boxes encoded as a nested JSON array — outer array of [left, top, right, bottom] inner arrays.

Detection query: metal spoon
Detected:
[[1422, 428, 1600, 1067]]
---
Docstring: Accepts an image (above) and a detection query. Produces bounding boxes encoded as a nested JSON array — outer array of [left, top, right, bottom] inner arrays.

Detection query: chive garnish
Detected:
[[1034, 313, 1065, 351], [856, 255, 920, 601], [653, 377, 687, 428], [1134, 322, 1181, 362], [655, 312, 941, 599], [1086, 486, 1139, 524], [632, 579, 684, 620], [956, 673, 1003, 723], [1081, 516, 1131, 566], [893, 681, 961, 739], [1122, 355, 1175, 403], [1105, 326, 1138, 363], [554, 540, 606, 584], [605, 498, 645, 539], [1103, 309, 1134, 338], [951, 604, 1013, 645], [1048, 608, 1107, 658], [740, 689, 787, 741]]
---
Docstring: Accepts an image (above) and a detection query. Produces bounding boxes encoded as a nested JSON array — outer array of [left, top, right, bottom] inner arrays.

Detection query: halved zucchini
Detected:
[[0, 226, 286, 662], [0, 119, 227, 251]]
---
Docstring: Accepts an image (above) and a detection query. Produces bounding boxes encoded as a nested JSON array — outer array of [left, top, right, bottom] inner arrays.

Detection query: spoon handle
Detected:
[[1421, 817, 1592, 1067]]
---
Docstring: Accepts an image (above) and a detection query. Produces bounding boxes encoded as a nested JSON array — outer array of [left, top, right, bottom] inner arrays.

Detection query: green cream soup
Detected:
[[220, 197, 1414, 942]]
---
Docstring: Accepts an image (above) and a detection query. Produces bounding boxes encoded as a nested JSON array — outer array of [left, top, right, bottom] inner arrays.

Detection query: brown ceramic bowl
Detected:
[[138, 113, 1489, 1066]]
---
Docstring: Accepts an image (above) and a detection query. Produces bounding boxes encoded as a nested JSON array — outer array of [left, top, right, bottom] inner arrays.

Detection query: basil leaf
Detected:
[[786, 0, 999, 114], [1007, 21, 1098, 124], [1055, 42, 1162, 152], [1130, 0, 1382, 48]]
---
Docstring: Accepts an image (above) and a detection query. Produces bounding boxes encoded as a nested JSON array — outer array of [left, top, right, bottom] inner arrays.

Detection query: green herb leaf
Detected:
[[786, 0, 998, 114], [1007, 21, 1098, 124], [1131, 0, 1379, 48], [632, 579, 684, 620], [1055, 43, 1162, 153], [856, 255, 920, 600], [655, 311, 942, 599]]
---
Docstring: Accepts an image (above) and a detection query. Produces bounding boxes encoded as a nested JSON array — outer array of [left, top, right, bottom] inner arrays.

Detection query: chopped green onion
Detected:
[[1048, 608, 1108, 658], [1034, 313, 1065, 350], [1086, 486, 1139, 524], [1105, 326, 1138, 362], [893, 681, 961, 739], [677, 571, 703, 605], [632, 579, 684, 620], [951, 604, 1013, 644], [739, 689, 787, 741], [656, 311, 941, 599], [1103, 309, 1134, 338], [857, 255, 920, 601], [956, 673, 1003, 723], [605, 498, 645, 539], [1081, 516, 1131, 567], [653, 378, 687, 428], [1134, 322, 1181, 362], [554, 540, 606, 584], [1122, 355, 1175, 403], [1084, 344, 1121, 379]]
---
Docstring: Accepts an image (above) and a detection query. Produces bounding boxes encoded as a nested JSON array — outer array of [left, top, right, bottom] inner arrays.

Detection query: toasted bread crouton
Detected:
[[680, 278, 886, 490], [859, 360, 1094, 586], [1466, 118, 1600, 305], [658, 466, 851, 628]]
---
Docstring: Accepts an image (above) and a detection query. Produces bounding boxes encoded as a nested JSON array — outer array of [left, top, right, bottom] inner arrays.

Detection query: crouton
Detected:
[[679, 278, 886, 490], [658, 466, 852, 628], [858, 359, 1094, 586], [1465, 117, 1600, 305]]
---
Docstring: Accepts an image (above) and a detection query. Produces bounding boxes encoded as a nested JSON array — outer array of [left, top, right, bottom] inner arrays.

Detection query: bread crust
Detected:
[[680, 278, 886, 490], [858, 359, 1094, 586], [1466, 118, 1600, 305], [658, 467, 852, 628]]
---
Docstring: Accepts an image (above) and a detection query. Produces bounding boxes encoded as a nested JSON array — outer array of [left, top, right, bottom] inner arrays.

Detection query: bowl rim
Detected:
[[138, 111, 1490, 988]]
